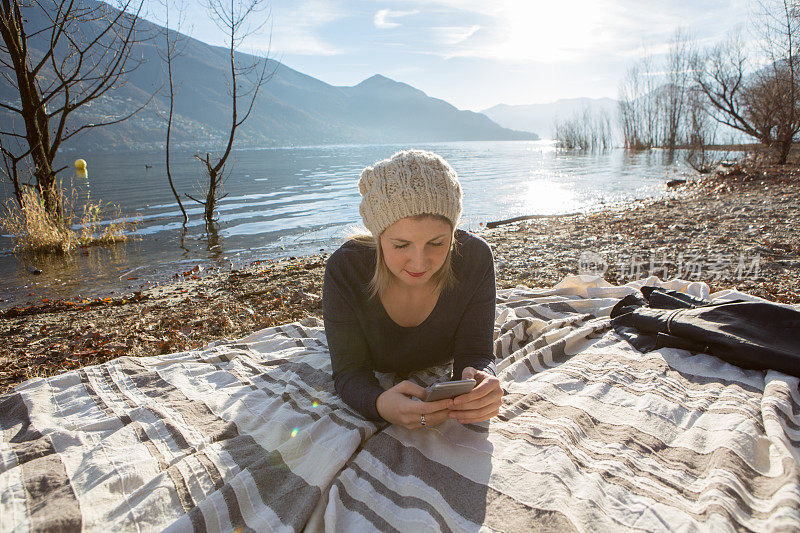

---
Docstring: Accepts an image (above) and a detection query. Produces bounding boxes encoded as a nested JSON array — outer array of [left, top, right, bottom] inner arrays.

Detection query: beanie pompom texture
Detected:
[[358, 150, 462, 237]]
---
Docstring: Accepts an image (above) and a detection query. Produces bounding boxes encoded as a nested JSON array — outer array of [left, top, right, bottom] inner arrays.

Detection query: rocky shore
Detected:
[[1, 162, 798, 394], [487, 163, 799, 302]]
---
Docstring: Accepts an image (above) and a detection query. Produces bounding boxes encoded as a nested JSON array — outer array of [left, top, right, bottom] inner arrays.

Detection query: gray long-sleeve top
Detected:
[[322, 229, 497, 421]]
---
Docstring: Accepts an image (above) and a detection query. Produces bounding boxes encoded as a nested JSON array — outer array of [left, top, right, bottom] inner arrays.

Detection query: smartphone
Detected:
[[424, 379, 476, 402]]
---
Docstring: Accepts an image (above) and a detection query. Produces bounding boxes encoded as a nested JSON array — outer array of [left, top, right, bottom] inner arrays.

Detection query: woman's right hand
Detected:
[[376, 380, 454, 429]]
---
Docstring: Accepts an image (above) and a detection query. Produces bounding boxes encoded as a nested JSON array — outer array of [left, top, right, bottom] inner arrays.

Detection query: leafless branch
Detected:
[[187, 0, 271, 225], [0, 0, 152, 217]]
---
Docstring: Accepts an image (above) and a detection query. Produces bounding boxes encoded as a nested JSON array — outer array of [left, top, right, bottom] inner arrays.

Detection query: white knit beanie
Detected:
[[358, 150, 462, 237]]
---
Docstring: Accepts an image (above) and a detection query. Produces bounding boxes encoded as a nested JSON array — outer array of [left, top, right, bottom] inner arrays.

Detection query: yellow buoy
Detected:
[[75, 159, 87, 179]]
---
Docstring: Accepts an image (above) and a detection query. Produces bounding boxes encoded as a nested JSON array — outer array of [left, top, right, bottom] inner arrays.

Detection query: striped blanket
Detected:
[[1, 275, 798, 532]]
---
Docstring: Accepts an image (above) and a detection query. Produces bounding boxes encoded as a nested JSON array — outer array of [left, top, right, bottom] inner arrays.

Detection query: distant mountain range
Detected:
[[482, 97, 619, 139], [0, 0, 537, 152]]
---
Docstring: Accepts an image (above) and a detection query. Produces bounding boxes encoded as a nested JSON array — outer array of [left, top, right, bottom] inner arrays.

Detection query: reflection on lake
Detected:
[[0, 140, 692, 307]]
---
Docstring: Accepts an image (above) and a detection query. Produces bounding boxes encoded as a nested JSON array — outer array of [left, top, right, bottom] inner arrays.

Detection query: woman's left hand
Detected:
[[449, 367, 503, 424]]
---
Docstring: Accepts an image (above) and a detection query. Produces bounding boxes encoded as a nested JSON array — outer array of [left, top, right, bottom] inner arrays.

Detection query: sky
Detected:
[[145, 0, 756, 112]]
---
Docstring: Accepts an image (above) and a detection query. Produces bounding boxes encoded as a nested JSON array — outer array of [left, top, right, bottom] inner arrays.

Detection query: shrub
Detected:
[[0, 185, 135, 253]]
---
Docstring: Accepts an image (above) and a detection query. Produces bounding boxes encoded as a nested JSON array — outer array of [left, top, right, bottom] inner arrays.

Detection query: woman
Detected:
[[322, 150, 503, 429]]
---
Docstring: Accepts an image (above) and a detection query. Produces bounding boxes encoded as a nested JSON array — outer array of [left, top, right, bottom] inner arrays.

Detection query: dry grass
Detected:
[[1, 186, 135, 253]]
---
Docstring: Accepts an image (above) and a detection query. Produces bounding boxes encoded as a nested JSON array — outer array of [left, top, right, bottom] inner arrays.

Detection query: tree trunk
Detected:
[[32, 151, 61, 220], [164, 18, 188, 226], [776, 137, 792, 164], [13, 46, 60, 219], [204, 154, 217, 224], [11, 173, 22, 208]]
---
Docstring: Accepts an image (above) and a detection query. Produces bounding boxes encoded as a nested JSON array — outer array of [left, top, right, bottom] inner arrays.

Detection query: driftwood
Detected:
[[485, 212, 581, 229]]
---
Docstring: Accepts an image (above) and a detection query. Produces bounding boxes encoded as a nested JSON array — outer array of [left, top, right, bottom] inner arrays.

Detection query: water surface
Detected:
[[0, 141, 690, 307]]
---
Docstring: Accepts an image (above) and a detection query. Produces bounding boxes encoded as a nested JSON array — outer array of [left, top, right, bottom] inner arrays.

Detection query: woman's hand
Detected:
[[449, 367, 503, 424], [376, 380, 453, 429]]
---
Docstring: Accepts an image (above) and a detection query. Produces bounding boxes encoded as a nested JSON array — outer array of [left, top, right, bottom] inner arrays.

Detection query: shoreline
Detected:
[[0, 189, 676, 313], [1, 165, 798, 394]]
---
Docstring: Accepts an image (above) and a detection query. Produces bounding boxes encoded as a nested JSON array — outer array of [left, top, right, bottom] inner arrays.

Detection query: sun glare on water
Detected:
[[520, 179, 580, 215]]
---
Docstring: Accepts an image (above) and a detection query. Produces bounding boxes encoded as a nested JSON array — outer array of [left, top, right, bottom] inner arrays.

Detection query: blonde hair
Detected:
[[346, 214, 460, 299]]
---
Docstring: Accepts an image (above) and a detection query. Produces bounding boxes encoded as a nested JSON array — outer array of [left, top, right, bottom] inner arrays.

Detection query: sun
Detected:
[[492, 0, 608, 62]]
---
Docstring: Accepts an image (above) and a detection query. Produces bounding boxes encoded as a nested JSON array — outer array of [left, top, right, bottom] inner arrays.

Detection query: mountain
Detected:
[[0, 1, 536, 151], [482, 97, 618, 140]]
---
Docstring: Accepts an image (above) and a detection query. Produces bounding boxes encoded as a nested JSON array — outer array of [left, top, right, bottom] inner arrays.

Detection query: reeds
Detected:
[[1, 186, 134, 253]]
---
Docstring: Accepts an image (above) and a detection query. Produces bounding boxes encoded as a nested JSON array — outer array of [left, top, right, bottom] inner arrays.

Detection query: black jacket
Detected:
[[610, 286, 800, 377]]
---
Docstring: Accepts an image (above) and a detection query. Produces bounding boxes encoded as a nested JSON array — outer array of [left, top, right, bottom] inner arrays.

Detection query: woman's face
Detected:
[[380, 216, 452, 289]]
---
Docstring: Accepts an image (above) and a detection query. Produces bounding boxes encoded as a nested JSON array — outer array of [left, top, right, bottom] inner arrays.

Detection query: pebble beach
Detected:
[[1, 160, 798, 394]]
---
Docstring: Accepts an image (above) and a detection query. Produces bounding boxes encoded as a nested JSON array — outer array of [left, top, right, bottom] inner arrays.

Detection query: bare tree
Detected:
[[754, 0, 800, 163], [187, 0, 272, 226], [619, 47, 669, 150], [619, 61, 651, 150], [0, 0, 149, 220], [663, 27, 692, 151], [686, 77, 714, 148], [684, 71, 719, 173], [694, 1, 800, 163], [640, 51, 662, 148], [554, 105, 613, 151], [155, 0, 188, 225], [619, 63, 639, 149]]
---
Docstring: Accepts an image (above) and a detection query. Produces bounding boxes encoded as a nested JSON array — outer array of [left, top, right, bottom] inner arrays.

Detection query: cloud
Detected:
[[400, 0, 751, 64], [394, 0, 505, 20], [433, 25, 480, 45], [374, 8, 420, 29], [261, 0, 348, 56]]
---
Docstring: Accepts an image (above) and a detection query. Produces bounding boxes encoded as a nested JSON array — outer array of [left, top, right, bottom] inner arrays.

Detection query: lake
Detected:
[[0, 140, 690, 307]]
